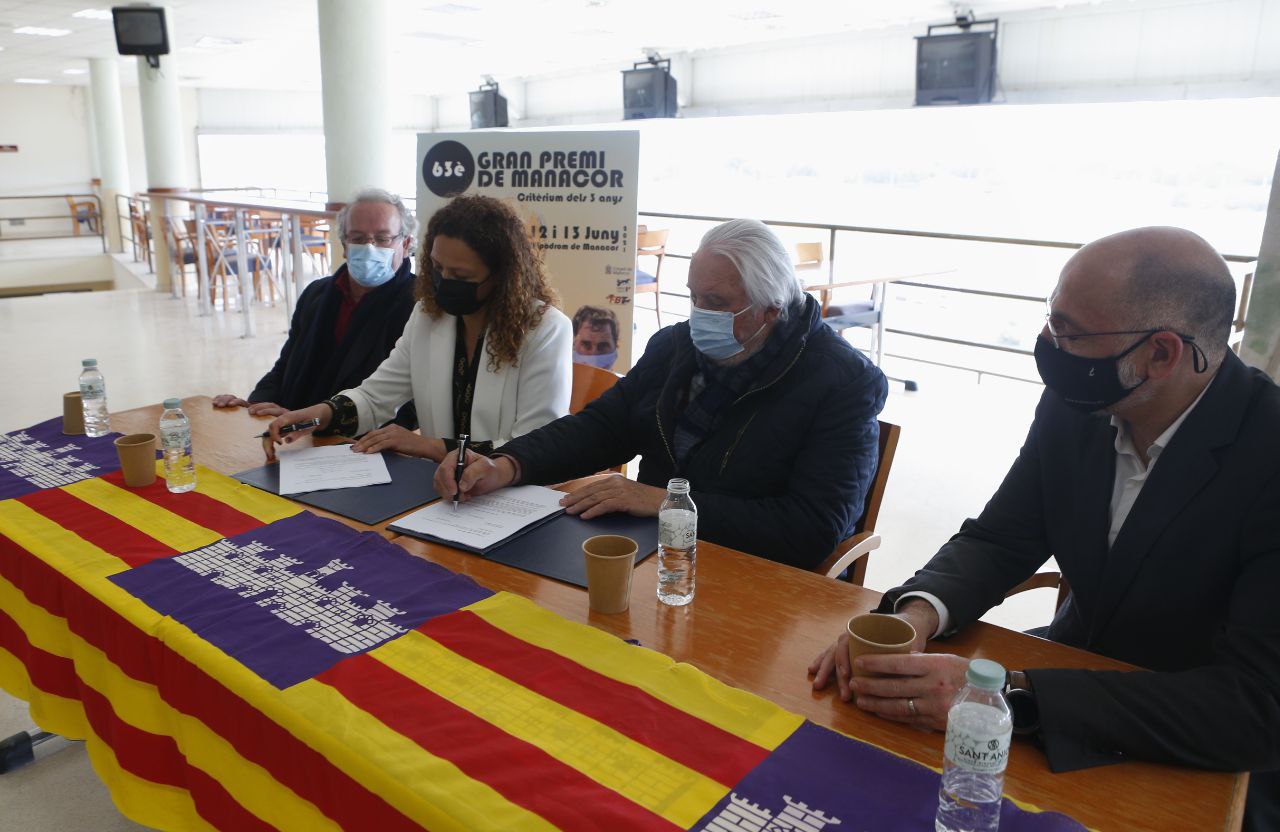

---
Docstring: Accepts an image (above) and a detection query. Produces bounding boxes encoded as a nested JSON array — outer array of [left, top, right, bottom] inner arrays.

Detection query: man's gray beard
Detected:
[[1101, 354, 1156, 416]]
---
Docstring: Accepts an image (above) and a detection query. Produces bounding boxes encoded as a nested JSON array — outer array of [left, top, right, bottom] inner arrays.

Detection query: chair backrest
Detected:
[[813, 420, 901, 583], [795, 242, 823, 266], [570, 361, 621, 415], [637, 228, 668, 254], [858, 420, 900, 537]]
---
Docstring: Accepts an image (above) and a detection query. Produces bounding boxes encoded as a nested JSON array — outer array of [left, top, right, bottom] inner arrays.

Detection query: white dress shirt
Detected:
[[899, 378, 1215, 638]]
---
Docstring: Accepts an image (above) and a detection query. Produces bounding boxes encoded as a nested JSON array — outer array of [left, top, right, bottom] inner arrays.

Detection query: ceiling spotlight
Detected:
[[15, 78, 52, 84], [62, 68, 88, 75], [72, 8, 113, 20]]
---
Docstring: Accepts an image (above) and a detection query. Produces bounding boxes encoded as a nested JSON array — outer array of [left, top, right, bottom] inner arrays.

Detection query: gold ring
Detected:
[[907, 697, 918, 717]]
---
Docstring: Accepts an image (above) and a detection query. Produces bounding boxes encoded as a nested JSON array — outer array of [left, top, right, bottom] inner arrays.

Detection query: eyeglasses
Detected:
[[1043, 314, 1208, 371], [344, 233, 403, 247]]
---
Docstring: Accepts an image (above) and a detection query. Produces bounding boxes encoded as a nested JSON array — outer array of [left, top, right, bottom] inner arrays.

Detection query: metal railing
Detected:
[[637, 210, 1258, 384], [0, 194, 106, 252], [116, 193, 154, 271], [144, 190, 337, 338]]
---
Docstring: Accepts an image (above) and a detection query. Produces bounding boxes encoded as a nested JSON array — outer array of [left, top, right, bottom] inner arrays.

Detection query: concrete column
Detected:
[[136, 11, 188, 294], [89, 58, 131, 252], [318, 0, 391, 213]]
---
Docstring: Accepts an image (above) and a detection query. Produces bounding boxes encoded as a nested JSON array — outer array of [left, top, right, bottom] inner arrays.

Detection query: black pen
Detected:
[[452, 434, 469, 512], [255, 417, 321, 439]]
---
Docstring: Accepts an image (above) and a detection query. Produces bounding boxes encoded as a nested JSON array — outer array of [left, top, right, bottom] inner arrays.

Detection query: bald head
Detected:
[[1060, 226, 1236, 365]]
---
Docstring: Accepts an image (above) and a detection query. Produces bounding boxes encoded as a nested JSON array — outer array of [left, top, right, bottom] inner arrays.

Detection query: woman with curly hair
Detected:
[[264, 194, 571, 461]]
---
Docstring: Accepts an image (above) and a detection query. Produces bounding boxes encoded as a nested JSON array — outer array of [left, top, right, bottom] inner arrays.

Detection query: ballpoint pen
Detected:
[[255, 417, 321, 439], [452, 434, 469, 512]]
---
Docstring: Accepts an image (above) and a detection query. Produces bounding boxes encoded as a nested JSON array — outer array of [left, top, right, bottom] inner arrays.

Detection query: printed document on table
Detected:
[[277, 444, 392, 495], [390, 485, 565, 550]]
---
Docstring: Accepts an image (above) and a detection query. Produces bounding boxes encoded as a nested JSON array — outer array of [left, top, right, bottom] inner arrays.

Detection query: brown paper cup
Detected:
[[583, 535, 637, 614], [846, 613, 917, 677], [114, 433, 157, 488], [62, 391, 85, 435]]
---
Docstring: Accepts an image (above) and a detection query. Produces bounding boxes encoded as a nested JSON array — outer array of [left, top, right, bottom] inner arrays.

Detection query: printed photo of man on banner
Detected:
[[416, 132, 641, 370]]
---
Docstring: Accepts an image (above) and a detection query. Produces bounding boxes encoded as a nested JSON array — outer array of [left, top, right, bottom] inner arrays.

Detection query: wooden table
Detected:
[[114, 397, 1247, 832]]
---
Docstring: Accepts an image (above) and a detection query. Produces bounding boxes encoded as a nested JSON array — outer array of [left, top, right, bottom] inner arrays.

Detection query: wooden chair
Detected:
[[556, 362, 626, 477], [163, 217, 199, 297], [66, 196, 99, 236], [298, 215, 331, 276], [204, 220, 264, 310], [794, 242, 824, 275], [635, 227, 668, 325], [1006, 571, 1071, 612], [813, 420, 901, 584], [128, 199, 152, 267], [569, 361, 620, 415]]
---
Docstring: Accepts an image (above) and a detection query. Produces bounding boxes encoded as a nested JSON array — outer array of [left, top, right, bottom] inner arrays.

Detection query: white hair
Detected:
[[697, 219, 803, 320], [336, 187, 418, 243]]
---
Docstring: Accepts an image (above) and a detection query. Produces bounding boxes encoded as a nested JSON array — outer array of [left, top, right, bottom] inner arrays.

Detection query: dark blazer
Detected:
[[501, 295, 888, 569], [249, 262, 417, 427], [880, 352, 1280, 826]]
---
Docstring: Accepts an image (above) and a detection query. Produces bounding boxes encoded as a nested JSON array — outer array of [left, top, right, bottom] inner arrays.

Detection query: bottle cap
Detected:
[[163, 397, 181, 410], [82, 358, 97, 367], [966, 658, 1006, 691]]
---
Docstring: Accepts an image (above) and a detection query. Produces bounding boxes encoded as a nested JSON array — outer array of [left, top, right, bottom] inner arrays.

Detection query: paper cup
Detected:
[[62, 391, 84, 435], [582, 535, 637, 614], [114, 433, 157, 488], [846, 613, 917, 677]]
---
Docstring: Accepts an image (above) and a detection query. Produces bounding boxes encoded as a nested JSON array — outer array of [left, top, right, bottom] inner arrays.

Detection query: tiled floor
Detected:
[[0, 248, 1058, 830]]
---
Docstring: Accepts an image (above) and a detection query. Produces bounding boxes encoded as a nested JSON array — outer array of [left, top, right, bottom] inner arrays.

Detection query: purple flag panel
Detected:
[[692, 722, 1085, 832], [0, 417, 122, 500], [111, 512, 493, 688]]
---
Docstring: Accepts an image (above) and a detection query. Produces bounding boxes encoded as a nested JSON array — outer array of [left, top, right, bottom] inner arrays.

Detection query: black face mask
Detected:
[[432, 270, 491, 317], [1034, 333, 1153, 412]]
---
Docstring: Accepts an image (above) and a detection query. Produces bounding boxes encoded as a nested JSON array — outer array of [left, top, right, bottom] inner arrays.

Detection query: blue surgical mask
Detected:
[[689, 303, 759, 360], [346, 243, 396, 288], [574, 350, 617, 370]]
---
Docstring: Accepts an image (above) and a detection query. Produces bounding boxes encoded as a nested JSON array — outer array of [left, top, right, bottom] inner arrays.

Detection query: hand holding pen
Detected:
[[262, 404, 333, 462], [452, 434, 469, 512]]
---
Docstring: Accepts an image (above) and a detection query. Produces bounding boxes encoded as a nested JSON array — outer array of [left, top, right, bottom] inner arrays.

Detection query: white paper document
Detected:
[[390, 485, 565, 550], [277, 444, 392, 495]]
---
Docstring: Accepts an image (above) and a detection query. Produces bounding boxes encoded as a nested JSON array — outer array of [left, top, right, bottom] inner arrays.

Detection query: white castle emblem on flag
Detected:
[[0, 431, 100, 490], [702, 793, 841, 832], [175, 538, 407, 654]]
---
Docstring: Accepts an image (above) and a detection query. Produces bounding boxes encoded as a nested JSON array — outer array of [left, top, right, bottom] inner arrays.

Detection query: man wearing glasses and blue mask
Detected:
[[439, 218, 888, 570], [811, 226, 1280, 830], [213, 188, 418, 428]]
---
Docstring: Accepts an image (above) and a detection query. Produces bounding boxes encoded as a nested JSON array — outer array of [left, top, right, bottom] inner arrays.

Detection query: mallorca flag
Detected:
[[0, 420, 1086, 831]]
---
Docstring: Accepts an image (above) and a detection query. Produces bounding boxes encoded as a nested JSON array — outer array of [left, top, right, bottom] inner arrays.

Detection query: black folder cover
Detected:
[[232, 452, 440, 526], [390, 511, 658, 589]]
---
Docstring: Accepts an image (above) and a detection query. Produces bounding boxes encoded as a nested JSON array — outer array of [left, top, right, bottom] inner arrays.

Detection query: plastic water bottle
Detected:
[[78, 358, 110, 437], [657, 478, 696, 606], [159, 398, 196, 493], [936, 659, 1013, 832]]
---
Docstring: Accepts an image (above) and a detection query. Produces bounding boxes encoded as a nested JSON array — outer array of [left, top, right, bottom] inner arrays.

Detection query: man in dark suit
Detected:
[[213, 188, 418, 427], [810, 226, 1280, 830]]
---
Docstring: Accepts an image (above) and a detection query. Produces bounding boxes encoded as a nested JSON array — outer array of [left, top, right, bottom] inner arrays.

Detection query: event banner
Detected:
[[416, 131, 641, 371]]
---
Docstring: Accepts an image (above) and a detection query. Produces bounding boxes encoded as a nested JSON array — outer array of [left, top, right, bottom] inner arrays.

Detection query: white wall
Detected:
[[0, 80, 201, 201], [0, 85, 96, 196]]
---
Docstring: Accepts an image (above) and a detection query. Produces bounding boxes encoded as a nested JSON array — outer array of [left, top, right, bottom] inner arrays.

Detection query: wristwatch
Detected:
[[1005, 670, 1040, 736]]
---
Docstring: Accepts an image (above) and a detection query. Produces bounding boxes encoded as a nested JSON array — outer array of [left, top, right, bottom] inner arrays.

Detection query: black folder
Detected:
[[232, 452, 440, 526], [390, 510, 658, 589]]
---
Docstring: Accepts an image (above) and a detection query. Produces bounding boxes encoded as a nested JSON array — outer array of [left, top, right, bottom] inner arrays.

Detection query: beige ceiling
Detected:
[[0, 0, 1115, 94]]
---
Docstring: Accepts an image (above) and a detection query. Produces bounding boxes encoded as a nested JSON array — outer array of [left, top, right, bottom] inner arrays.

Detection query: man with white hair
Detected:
[[213, 188, 419, 427], [810, 226, 1280, 830], [437, 218, 888, 569]]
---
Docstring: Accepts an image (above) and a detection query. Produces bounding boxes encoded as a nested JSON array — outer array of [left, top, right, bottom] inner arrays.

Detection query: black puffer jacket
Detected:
[[504, 294, 888, 569]]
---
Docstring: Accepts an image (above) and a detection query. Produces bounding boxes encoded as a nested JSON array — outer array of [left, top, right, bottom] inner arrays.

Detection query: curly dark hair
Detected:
[[416, 194, 559, 371]]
